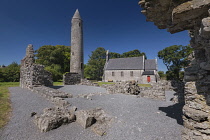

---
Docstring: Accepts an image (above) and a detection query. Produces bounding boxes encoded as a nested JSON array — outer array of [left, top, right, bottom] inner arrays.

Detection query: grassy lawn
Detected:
[[0, 82, 19, 129], [138, 84, 152, 87], [95, 82, 151, 87], [95, 82, 115, 86], [53, 82, 63, 86]]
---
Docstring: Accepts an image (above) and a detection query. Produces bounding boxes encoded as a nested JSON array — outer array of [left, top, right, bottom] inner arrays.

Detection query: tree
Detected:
[[85, 47, 106, 80], [0, 62, 20, 82], [158, 45, 193, 81], [35, 45, 70, 81], [109, 52, 121, 59], [158, 71, 166, 80], [121, 49, 147, 59]]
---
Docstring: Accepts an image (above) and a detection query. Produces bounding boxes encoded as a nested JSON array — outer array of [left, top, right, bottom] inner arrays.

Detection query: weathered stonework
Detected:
[[20, 44, 53, 89], [79, 79, 99, 86], [34, 106, 76, 132], [32, 86, 73, 107], [164, 80, 185, 103], [102, 81, 140, 95], [139, 0, 210, 139], [64, 9, 84, 85], [138, 81, 166, 100], [63, 72, 81, 85], [70, 9, 84, 78], [75, 108, 113, 136]]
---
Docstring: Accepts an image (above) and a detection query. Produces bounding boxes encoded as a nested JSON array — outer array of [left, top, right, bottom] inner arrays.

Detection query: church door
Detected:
[[147, 76, 151, 83]]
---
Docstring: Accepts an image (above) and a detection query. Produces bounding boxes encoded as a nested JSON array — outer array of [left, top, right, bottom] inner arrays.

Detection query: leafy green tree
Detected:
[[0, 62, 20, 82], [158, 71, 166, 80], [0, 69, 4, 82], [121, 49, 147, 59], [85, 47, 106, 80], [158, 45, 193, 81], [109, 52, 121, 59], [35, 45, 70, 81]]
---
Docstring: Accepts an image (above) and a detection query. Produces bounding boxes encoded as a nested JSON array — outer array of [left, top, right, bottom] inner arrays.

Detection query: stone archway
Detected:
[[139, 1, 210, 139]]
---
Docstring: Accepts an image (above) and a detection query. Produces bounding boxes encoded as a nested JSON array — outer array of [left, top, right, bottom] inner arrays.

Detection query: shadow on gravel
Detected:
[[49, 86, 64, 89], [159, 103, 184, 125]]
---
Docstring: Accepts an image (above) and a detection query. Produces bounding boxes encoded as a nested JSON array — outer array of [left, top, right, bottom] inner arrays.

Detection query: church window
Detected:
[[112, 72, 115, 76], [130, 71, 133, 76], [121, 71, 124, 77]]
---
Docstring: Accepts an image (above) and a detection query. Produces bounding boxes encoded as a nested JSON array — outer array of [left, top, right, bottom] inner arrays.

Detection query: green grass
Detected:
[[95, 82, 115, 86], [53, 82, 63, 86], [95, 82, 151, 87], [0, 82, 19, 129], [138, 84, 152, 87]]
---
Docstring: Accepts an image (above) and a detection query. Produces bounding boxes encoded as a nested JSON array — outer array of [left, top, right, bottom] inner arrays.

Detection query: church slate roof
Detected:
[[142, 71, 155, 75], [145, 59, 157, 70], [105, 57, 144, 70]]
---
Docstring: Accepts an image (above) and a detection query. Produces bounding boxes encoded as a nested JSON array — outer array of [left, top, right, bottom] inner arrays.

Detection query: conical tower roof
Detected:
[[72, 9, 81, 19]]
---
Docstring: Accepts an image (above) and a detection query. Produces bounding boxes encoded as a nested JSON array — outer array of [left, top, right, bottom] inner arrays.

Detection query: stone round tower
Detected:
[[70, 9, 84, 78]]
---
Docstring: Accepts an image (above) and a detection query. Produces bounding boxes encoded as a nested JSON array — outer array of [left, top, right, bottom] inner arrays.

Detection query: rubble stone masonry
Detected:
[[139, 0, 210, 139]]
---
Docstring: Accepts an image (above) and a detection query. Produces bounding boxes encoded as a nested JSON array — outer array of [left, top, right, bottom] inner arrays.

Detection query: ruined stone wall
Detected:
[[63, 72, 81, 85], [139, 81, 166, 100], [139, 0, 210, 139], [101, 81, 140, 95], [20, 44, 53, 89]]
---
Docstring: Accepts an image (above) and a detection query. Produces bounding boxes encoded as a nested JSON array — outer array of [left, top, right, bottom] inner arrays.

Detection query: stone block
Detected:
[[34, 107, 76, 132], [75, 110, 96, 129], [183, 106, 208, 122], [91, 123, 107, 136]]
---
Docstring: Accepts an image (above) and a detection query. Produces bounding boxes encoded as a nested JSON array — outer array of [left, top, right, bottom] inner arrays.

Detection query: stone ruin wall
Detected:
[[139, 0, 210, 139], [63, 72, 81, 85], [20, 44, 53, 89]]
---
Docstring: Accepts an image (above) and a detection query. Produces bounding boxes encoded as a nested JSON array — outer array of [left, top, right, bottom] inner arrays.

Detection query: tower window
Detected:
[[81, 62, 83, 69], [79, 23, 81, 27], [72, 52, 74, 55]]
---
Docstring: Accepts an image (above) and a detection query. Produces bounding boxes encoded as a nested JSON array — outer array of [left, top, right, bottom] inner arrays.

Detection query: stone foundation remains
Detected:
[[63, 72, 81, 85], [102, 81, 140, 95], [139, 81, 166, 100], [34, 106, 76, 132], [78, 79, 100, 87], [139, 0, 210, 139]]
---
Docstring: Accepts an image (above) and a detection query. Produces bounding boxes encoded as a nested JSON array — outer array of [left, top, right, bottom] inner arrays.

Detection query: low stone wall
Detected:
[[78, 79, 99, 87], [138, 81, 165, 101], [63, 72, 81, 85], [32, 86, 73, 107], [101, 81, 140, 95]]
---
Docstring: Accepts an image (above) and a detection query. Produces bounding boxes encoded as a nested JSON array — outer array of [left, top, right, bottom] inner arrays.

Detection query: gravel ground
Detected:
[[165, 91, 176, 102], [0, 85, 183, 140]]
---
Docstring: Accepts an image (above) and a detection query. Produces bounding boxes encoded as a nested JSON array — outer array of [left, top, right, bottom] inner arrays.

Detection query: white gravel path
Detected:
[[0, 85, 183, 140]]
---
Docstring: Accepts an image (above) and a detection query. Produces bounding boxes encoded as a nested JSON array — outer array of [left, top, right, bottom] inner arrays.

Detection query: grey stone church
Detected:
[[103, 53, 159, 83]]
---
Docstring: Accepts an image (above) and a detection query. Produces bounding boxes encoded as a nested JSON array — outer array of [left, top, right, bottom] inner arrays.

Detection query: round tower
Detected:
[[70, 9, 84, 78]]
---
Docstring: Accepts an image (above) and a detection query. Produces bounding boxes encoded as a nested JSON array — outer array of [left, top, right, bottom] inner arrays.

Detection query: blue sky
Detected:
[[0, 0, 190, 72]]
